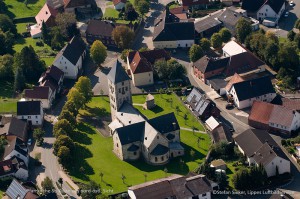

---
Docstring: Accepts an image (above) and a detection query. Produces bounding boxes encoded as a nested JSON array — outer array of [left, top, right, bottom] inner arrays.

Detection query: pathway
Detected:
[[180, 127, 206, 134]]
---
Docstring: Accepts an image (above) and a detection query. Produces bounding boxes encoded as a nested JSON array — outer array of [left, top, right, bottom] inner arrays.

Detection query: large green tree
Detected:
[[33, 128, 45, 146], [53, 135, 75, 155], [41, 177, 54, 193], [235, 18, 252, 43], [0, 14, 16, 34], [90, 40, 107, 66], [53, 119, 73, 137], [112, 26, 135, 49], [74, 76, 93, 104], [58, 110, 76, 126], [57, 146, 71, 167], [189, 44, 203, 62], [0, 54, 13, 80], [199, 38, 211, 52], [0, 136, 7, 158], [136, 0, 150, 16], [80, 181, 101, 199], [211, 33, 222, 49], [219, 28, 231, 43], [67, 87, 85, 110], [55, 12, 79, 38]]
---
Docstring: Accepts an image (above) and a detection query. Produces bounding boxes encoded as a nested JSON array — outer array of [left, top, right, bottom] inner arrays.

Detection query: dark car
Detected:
[[226, 103, 234, 110]]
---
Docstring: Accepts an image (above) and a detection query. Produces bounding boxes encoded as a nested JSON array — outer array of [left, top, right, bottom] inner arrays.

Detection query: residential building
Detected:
[[113, 0, 126, 10], [63, 0, 96, 13], [7, 117, 28, 142], [211, 125, 232, 144], [30, 3, 58, 38], [17, 101, 44, 126], [53, 36, 86, 79], [153, 9, 195, 49], [126, 49, 171, 86], [24, 86, 54, 109], [177, 0, 208, 10], [234, 129, 290, 177], [0, 157, 28, 181], [39, 65, 64, 95], [169, 6, 188, 22], [248, 100, 300, 137], [107, 60, 184, 165], [227, 76, 276, 109], [242, 0, 285, 27], [186, 88, 220, 120], [86, 20, 116, 46], [2, 135, 29, 166], [128, 174, 218, 199], [47, 0, 64, 11], [6, 179, 39, 199]]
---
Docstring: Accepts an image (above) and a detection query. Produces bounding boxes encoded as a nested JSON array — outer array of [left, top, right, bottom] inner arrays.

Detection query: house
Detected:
[[39, 65, 64, 95], [280, 98, 300, 112], [24, 86, 54, 109], [143, 94, 155, 110], [0, 157, 28, 181], [107, 60, 184, 165], [194, 10, 223, 38], [7, 117, 28, 142], [153, 9, 195, 49], [86, 20, 117, 46], [128, 174, 218, 199], [177, 0, 208, 10], [2, 135, 29, 166], [113, 0, 126, 10], [53, 36, 86, 79], [205, 116, 220, 131], [248, 101, 300, 137], [211, 125, 233, 143], [17, 101, 44, 126], [6, 179, 39, 199], [169, 6, 188, 22], [186, 88, 220, 120], [210, 159, 227, 170], [30, 3, 58, 38], [227, 76, 276, 109], [234, 129, 290, 177], [242, 0, 285, 27], [63, 0, 96, 13], [47, 0, 64, 11], [126, 49, 171, 86]]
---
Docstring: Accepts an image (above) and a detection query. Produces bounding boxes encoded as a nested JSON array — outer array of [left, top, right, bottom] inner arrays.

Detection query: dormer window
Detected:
[[145, 137, 147, 140]]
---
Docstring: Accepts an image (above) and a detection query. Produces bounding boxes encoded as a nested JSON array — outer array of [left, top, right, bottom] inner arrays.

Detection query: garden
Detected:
[[68, 94, 210, 193]]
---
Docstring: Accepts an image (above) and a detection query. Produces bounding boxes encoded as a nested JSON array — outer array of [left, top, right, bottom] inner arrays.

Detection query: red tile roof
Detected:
[[24, 86, 50, 99], [282, 98, 300, 111], [248, 100, 274, 125], [225, 73, 245, 91], [269, 105, 295, 128], [130, 52, 153, 74]]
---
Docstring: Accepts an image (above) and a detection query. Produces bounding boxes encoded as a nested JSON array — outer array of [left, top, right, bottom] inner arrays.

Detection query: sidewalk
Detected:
[[180, 127, 206, 134], [59, 171, 80, 192]]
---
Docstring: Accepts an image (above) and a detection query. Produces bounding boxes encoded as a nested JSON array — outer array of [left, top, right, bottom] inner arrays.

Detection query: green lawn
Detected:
[[106, 1, 113, 5], [169, 4, 180, 9], [3, 0, 45, 18], [0, 99, 18, 113], [70, 94, 209, 193], [279, 37, 287, 44], [103, 8, 120, 18]]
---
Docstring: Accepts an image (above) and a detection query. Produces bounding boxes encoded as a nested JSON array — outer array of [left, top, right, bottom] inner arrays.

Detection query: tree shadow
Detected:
[[76, 122, 97, 135], [71, 130, 92, 145], [83, 106, 110, 117]]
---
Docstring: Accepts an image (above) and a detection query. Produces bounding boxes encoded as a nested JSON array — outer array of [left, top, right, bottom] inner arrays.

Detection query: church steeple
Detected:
[[107, 59, 132, 120]]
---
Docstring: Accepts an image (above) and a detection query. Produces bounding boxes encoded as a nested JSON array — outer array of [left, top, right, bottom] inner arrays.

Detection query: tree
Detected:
[[0, 14, 17, 34], [263, 40, 279, 67], [137, 0, 150, 16], [189, 44, 203, 62], [55, 12, 79, 38], [0, 54, 14, 80], [41, 177, 54, 193], [154, 59, 168, 80], [199, 38, 211, 52], [75, 76, 93, 104], [121, 49, 133, 62], [219, 28, 231, 43], [41, 21, 50, 44], [50, 27, 64, 50], [80, 181, 101, 199], [33, 128, 45, 146], [287, 30, 296, 41], [112, 26, 135, 49], [0, 31, 14, 55], [53, 135, 75, 155], [99, 172, 104, 182], [121, 174, 126, 184], [63, 100, 79, 116], [235, 18, 252, 43], [58, 178, 63, 187], [166, 59, 186, 80], [139, 47, 150, 52], [57, 146, 71, 166], [266, 31, 279, 44], [183, 113, 188, 124], [196, 160, 215, 180], [211, 33, 222, 49], [143, 173, 147, 182], [67, 87, 85, 110], [125, 2, 133, 13], [53, 119, 73, 137], [0, 136, 7, 158], [90, 40, 107, 66], [13, 67, 25, 92], [190, 149, 195, 161], [58, 110, 76, 126]]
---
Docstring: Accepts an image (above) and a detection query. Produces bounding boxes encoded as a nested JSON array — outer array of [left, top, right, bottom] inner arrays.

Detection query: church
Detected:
[[107, 60, 185, 165]]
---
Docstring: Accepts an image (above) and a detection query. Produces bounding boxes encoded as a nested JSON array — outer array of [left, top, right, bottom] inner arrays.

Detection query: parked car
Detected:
[[27, 139, 32, 146], [226, 103, 234, 110], [284, 11, 289, 17], [290, 1, 295, 6], [229, 128, 235, 132]]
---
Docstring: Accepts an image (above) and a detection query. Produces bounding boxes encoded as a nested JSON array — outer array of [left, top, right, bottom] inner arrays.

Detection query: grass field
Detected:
[[103, 8, 120, 18], [3, 0, 45, 18], [0, 98, 18, 113], [0, 81, 17, 113], [71, 94, 209, 193]]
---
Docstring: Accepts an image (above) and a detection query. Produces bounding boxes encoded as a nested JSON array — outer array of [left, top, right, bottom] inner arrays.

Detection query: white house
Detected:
[[53, 36, 86, 79], [24, 86, 54, 109], [17, 101, 44, 126], [257, 0, 285, 27], [227, 76, 276, 109], [128, 174, 218, 199], [113, 0, 126, 10], [234, 129, 290, 177]]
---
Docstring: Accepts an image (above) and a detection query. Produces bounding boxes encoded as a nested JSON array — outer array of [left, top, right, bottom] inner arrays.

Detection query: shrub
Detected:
[[36, 41, 44, 46]]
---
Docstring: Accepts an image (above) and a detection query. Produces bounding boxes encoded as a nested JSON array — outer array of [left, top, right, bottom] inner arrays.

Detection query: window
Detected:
[[157, 136, 159, 139], [36, 121, 38, 124], [280, 160, 282, 163], [149, 73, 151, 76], [134, 152, 137, 155], [178, 151, 181, 155], [122, 82, 124, 86], [116, 143, 118, 147], [65, 67, 67, 69], [125, 87, 128, 91], [202, 193, 207, 196], [155, 157, 157, 162], [119, 88, 121, 93], [145, 137, 147, 140], [161, 156, 164, 161], [28, 116, 31, 119], [36, 116, 38, 119]]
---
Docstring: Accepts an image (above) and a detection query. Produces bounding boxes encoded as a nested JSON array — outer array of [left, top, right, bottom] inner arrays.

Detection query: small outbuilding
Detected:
[[143, 94, 155, 110], [210, 159, 227, 170]]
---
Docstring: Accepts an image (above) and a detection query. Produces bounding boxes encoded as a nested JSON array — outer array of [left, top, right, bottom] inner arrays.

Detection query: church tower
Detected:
[[107, 60, 132, 120]]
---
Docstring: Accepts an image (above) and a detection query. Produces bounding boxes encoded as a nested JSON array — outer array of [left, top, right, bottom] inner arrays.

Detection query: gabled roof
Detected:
[[113, 0, 126, 5], [63, 0, 94, 8], [217, 7, 244, 31], [194, 12, 222, 33], [35, 3, 58, 25], [128, 49, 170, 65], [41, 79, 57, 93], [269, 105, 295, 128], [150, 144, 169, 155], [129, 52, 153, 74], [148, 113, 179, 134], [205, 116, 219, 130], [211, 125, 232, 143], [241, 0, 265, 12], [6, 179, 30, 199], [17, 101, 42, 116], [169, 6, 188, 14], [86, 20, 115, 37], [8, 117, 28, 141], [193, 56, 229, 73], [181, 0, 209, 7], [107, 60, 131, 84], [223, 41, 247, 57], [115, 121, 145, 145], [40, 65, 64, 83], [55, 36, 86, 66], [24, 86, 50, 100], [281, 98, 300, 111], [127, 144, 140, 151], [249, 100, 274, 125], [225, 73, 245, 91], [252, 143, 277, 166], [231, 76, 275, 101], [186, 88, 214, 116], [47, 0, 64, 9]]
